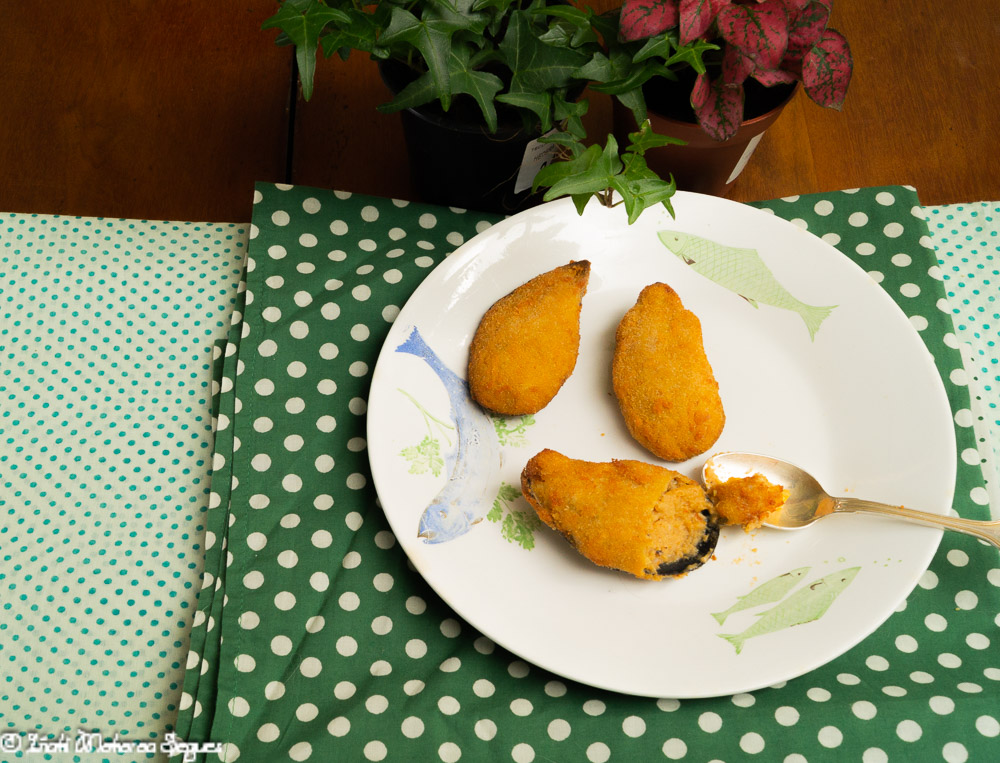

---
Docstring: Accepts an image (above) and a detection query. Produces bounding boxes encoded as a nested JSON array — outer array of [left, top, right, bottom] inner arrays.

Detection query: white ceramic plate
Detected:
[[366, 193, 955, 698]]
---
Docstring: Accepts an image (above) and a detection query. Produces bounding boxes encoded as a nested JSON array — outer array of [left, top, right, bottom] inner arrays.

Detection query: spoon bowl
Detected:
[[703, 451, 1000, 549]]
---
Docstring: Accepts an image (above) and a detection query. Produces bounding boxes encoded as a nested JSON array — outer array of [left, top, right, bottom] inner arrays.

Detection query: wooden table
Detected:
[[2, 1, 997, 223]]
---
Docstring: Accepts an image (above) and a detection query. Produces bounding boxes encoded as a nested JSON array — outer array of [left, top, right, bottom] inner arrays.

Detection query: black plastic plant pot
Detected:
[[380, 60, 543, 215]]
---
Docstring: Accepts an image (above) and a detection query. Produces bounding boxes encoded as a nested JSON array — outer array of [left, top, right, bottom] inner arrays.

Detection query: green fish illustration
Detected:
[[658, 231, 837, 340], [711, 566, 811, 626], [719, 567, 860, 654]]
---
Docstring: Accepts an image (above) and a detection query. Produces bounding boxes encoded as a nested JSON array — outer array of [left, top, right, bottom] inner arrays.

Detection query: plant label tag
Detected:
[[726, 132, 766, 185], [514, 131, 560, 194]]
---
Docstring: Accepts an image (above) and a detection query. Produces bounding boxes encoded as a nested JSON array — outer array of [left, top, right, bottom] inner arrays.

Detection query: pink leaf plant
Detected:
[[618, 0, 852, 140]]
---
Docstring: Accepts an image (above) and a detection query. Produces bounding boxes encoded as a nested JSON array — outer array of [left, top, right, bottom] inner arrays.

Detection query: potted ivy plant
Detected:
[[263, 0, 605, 214], [586, 0, 853, 195]]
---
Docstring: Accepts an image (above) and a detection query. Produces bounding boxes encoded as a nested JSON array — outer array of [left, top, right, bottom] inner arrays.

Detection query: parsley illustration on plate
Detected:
[[488, 482, 541, 551], [492, 414, 535, 447], [397, 388, 454, 477]]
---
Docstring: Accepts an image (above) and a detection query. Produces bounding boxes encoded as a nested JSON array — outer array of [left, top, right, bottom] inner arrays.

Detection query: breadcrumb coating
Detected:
[[612, 283, 725, 461], [468, 261, 590, 415], [521, 449, 718, 580]]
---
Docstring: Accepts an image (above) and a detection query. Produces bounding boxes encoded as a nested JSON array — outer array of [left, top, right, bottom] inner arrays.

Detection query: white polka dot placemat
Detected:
[[0, 215, 246, 759], [175, 184, 999, 763], [923, 202, 1000, 517]]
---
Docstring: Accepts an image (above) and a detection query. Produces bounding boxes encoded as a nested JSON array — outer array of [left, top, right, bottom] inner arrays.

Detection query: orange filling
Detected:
[[644, 479, 712, 576], [709, 474, 787, 532]]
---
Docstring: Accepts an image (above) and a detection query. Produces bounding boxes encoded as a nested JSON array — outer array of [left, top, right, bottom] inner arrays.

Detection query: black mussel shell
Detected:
[[649, 509, 721, 578]]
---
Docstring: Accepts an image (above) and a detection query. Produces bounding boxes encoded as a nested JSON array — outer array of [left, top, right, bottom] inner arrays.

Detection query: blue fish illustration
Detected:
[[719, 567, 860, 654], [658, 231, 837, 340], [711, 566, 811, 625], [396, 327, 502, 543]]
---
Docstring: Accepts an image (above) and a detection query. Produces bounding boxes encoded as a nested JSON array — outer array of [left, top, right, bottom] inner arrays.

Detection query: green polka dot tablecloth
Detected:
[[923, 202, 1000, 516], [172, 184, 999, 763], [0, 216, 246, 759]]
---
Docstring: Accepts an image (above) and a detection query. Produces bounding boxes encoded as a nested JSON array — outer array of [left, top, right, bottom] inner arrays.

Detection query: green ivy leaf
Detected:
[[472, 0, 517, 12], [647, 36, 720, 75], [533, 120, 679, 224], [495, 91, 553, 131], [536, 21, 575, 49], [472, 0, 518, 36], [617, 88, 651, 127], [318, 9, 381, 61], [262, 2, 351, 101], [571, 192, 593, 216], [631, 30, 677, 63], [578, 48, 669, 126], [574, 50, 615, 82], [538, 130, 587, 158], [379, 44, 504, 132], [553, 94, 589, 139], [614, 154, 678, 224], [531, 4, 592, 29], [625, 119, 686, 154], [668, 38, 721, 73], [532, 5, 598, 48], [379, 3, 488, 112], [498, 10, 591, 126], [533, 142, 601, 195], [589, 8, 621, 44], [538, 138, 623, 200], [587, 58, 673, 96]]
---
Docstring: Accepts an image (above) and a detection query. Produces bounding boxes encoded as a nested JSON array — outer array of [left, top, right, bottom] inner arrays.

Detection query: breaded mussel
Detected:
[[468, 261, 590, 415], [520, 449, 719, 580], [613, 283, 724, 461]]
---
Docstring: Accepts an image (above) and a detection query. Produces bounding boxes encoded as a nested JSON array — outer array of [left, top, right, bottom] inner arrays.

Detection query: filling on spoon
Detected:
[[707, 473, 788, 532]]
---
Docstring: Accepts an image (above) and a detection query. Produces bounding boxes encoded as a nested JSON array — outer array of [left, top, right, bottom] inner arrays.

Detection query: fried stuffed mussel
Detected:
[[468, 260, 590, 416], [520, 449, 719, 580], [613, 283, 725, 461]]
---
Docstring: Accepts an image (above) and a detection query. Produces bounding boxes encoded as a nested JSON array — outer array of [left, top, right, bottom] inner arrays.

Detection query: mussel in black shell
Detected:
[[520, 449, 720, 580]]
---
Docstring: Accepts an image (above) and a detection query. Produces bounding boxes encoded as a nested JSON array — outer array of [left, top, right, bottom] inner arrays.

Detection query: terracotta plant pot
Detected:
[[379, 59, 543, 215], [614, 77, 798, 197]]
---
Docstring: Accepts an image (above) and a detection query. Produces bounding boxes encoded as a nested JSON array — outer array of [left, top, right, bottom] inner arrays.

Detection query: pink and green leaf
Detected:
[[776, 0, 811, 13], [619, 0, 679, 42], [802, 28, 852, 108], [693, 80, 745, 140], [691, 71, 711, 109], [716, 0, 789, 70], [721, 43, 754, 84], [753, 67, 797, 86], [778, 50, 804, 78], [678, 0, 725, 45], [787, 0, 829, 51]]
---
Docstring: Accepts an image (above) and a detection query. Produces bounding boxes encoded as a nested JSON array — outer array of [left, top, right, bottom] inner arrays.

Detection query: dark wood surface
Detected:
[[2, 1, 997, 223], [0, 1, 292, 223]]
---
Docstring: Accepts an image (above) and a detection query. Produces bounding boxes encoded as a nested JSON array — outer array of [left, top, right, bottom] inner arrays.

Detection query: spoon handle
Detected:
[[833, 498, 1000, 550]]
